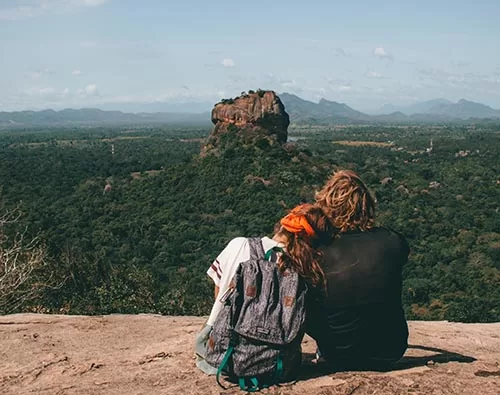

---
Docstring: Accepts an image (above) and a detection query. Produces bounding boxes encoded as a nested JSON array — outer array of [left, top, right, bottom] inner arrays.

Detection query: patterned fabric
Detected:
[[205, 236, 280, 326], [205, 237, 306, 381]]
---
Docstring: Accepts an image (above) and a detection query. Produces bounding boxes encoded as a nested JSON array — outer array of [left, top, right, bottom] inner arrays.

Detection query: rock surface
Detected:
[[202, 91, 289, 154], [1, 314, 499, 395]]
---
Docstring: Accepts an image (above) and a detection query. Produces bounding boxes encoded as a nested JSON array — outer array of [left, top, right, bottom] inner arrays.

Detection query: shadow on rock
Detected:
[[394, 344, 476, 370], [297, 344, 476, 380]]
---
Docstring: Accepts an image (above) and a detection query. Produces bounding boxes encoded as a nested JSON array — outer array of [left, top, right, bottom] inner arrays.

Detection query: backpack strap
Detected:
[[247, 237, 265, 260], [216, 345, 234, 389], [264, 246, 284, 261], [239, 377, 263, 392], [237, 354, 284, 391]]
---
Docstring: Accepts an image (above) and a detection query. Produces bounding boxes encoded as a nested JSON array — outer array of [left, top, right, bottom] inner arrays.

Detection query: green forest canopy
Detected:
[[0, 124, 498, 322]]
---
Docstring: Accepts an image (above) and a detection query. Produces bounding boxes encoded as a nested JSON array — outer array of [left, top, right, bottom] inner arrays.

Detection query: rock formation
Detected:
[[1, 314, 499, 395], [202, 90, 290, 154]]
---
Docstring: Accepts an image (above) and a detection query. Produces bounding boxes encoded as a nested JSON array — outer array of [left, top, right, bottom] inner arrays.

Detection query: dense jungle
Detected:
[[0, 123, 499, 322]]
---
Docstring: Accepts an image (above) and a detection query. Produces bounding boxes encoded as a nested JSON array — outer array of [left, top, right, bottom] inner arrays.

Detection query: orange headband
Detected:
[[280, 205, 316, 238]]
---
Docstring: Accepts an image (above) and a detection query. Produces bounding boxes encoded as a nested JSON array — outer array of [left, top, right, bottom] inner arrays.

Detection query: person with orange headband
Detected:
[[195, 203, 336, 375]]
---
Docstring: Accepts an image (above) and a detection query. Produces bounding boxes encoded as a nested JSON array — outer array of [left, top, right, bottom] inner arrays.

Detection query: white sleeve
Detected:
[[206, 237, 249, 287], [206, 237, 251, 326]]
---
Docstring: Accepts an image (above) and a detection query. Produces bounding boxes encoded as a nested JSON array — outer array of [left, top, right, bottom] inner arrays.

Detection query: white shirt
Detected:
[[206, 236, 280, 325]]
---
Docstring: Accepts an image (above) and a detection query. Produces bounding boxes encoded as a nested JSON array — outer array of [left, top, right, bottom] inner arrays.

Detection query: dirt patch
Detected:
[[130, 170, 162, 180], [101, 136, 149, 142], [332, 140, 394, 147], [180, 138, 205, 143]]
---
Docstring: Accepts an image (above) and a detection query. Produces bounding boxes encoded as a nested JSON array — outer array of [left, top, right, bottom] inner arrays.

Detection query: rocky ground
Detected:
[[1, 314, 499, 394]]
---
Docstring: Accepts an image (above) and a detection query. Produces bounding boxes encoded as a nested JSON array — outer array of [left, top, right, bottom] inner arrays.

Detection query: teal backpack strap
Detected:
[[237, 354, 284, 392], [264, 246, 284, 261], [238, 378, 247, 391], [216, 345, 234, 389], [274, 354, 284, 382], [239, 377, 261, 392]]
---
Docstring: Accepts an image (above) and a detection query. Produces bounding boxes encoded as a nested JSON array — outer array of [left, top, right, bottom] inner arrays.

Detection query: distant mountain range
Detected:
[[376, 98, 500, 119], [377, 98, 453, 115], [0, 108, 210, 127], [279, 94, 500, 124], [1, 94, 500, 127], [279, 93, 368, 123]]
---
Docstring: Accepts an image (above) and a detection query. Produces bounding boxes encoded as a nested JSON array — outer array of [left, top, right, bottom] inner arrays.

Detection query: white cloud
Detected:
[[418, 68, 500, 96], [373, 47, 393, 60], [24, 86, 60, 99], [105, 88, 225, 105], [72, 69, 82, 76], [80, 0, 108, 6], [84, 84, 98, 95], [281, 79, 296, 88], [14, 76, 89, 108], [366, 71, 383, 79], [29, 68, 53, 79], [38, 87, 56, 96], [77, 84, 99, 97], [0, 0, 110, 21], [0, 5, 36, 20], [339, 85, 353, 92], [221, 58, 235, 68]]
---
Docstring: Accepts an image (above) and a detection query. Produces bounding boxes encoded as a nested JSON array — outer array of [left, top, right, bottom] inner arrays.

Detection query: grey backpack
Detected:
[[205, 237, 307, 391]]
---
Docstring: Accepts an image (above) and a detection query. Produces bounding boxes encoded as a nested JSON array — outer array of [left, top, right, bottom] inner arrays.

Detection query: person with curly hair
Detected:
[[309, 169, 410, 370]]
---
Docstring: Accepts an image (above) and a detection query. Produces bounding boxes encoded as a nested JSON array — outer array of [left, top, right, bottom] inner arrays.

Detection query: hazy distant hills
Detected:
[[279, 94, 500, 124], [1, 94, 500, 127], [430, 99, 500, 119], [377, 98, 453, 115], [279, 93, 369, 123], [376, 98, 500, 119], [0, 108, 210, 127]]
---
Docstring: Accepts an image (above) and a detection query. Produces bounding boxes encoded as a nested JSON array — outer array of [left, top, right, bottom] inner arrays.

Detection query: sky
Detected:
[[1, 0, 500, 112]]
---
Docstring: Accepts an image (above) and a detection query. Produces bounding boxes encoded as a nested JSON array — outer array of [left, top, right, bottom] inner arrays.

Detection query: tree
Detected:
[[0, 209, 47, 314]]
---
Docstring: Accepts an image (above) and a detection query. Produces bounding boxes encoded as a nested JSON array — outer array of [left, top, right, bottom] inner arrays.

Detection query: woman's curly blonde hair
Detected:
[[315, 170, 375, 233]]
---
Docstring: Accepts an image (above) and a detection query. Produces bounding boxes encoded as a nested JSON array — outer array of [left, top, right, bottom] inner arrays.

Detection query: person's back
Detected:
[[307, 227, 409, 368], [310, 170, 409, 369]]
